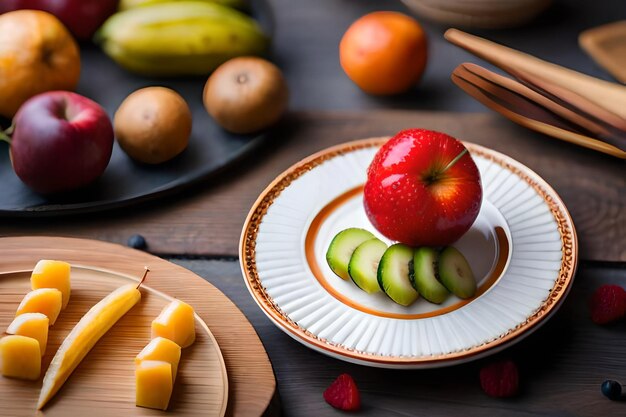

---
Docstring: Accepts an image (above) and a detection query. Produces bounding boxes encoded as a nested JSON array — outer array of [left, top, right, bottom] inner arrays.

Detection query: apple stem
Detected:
[[137, 266, 150, 289], [0, 129, 11, 146], [440, 148, 468, 174]]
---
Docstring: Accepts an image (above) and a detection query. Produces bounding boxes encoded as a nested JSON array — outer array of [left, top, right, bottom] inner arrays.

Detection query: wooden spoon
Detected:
[[445, 29, 626, 131], [451, 66, 626, 159]]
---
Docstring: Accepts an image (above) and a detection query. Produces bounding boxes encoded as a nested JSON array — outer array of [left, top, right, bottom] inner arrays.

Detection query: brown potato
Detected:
[[203, 57, 288, 134], [114, 87, 192, 164]]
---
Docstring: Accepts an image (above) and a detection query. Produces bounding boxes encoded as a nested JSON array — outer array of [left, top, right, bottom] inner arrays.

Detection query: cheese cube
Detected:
[[135, 360, 173, 410], [31, 260, 71, 310], [0, 335, 41, 380], [16, 288, 63, 325], [135, 337, 182, 380], [151, 300, 196, 348], [6, 313, 49, 355]]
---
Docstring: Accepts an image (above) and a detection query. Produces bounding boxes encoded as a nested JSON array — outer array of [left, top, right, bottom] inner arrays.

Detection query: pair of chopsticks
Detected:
[[445, 29, 626, 159]]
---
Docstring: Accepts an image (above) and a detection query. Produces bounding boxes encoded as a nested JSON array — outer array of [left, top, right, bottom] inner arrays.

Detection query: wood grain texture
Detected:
[[0, 111, 623, 261], [0, 267, 227, 417], [175, 258, 626, 417], [0, 237, 275, 417], [579, 20, 626, 84]]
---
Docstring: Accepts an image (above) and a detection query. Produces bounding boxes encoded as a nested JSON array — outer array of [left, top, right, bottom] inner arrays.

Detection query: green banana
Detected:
[[97, 1, 268, 77], [118, 0, 249, 12]]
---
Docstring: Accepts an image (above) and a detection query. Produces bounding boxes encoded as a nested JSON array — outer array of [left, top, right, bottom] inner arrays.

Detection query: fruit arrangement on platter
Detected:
[[326, 129, 482, 307], [0, 260, 199, 411], [0, 1, 286, 198]]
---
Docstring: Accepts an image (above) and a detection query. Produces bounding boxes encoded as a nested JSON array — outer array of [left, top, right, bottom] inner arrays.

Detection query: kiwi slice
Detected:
[[411, 247, 450, 304], [438, 246, 476, 299], [326, 228, 375, 280], [348, 238, 387, 294], [377, 244, 419, 306]]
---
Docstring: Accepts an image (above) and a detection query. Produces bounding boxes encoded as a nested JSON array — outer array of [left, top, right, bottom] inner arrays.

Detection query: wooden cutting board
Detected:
[[0, 237, 275, 417], [0, 111, 623, 262]]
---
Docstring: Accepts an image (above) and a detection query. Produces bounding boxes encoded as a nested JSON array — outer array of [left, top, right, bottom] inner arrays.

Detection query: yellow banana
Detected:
[[119, 0, 248, 12], [97, 2, 268, 77], [37, 270, 147, 410]]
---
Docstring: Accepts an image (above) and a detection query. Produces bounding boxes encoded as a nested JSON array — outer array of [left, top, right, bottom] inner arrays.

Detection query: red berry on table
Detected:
[[364, 129, 482, 247], [479, 360, 519, 398], [323, 373, 361, 411], [589, 285, 626, 325]]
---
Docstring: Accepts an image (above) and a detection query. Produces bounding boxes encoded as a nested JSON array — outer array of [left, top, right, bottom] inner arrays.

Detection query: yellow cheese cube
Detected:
[[135, 337, 182, 380], [135, 360, 173, 410], [16, 288, 63, 326], [6, 313, 49, 355], [151, 300, 196, 348], [0, 335, 41, 380], [31, 260, 71, 310]]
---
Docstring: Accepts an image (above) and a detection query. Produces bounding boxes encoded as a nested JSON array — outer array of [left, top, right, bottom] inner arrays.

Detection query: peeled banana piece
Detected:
[[97, 1, 268, 77], [37, 283, 142, 409], [119, 0, 249, 11]]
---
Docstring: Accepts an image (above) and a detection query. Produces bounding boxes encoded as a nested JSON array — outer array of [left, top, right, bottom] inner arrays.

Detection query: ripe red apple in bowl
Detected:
[[5, 91, 114, 194], [0, 0, 119, 40], [364, 129, 482, 246]]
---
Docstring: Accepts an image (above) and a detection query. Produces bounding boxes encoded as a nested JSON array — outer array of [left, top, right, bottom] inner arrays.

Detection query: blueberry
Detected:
[[601, 380, 622, 400], [128, 234, 147, 250]]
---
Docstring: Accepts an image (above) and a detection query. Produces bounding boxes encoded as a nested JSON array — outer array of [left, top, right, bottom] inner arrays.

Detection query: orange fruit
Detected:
[[339, 11, 427, 95], [0, 10, 80, 118]]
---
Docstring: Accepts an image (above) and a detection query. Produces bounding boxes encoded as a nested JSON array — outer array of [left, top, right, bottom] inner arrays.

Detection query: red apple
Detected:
[[364, 129, 482, 246], [8, 91, 114, 194], [0, 0, 119, 40]]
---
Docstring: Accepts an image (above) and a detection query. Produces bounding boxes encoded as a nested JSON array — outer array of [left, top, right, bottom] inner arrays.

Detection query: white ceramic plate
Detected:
[[240, 139, 577, 368]]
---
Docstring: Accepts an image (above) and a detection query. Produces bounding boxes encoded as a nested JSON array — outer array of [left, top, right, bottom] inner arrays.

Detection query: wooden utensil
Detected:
[[459, 63, 615, 138], [451, 66, 626, 159], [579, 20, 626, 84], [401, 0, 551, 29], [445, 28, 626, 131]]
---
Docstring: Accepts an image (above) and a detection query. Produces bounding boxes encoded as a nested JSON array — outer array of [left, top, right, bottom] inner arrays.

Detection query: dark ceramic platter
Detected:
[[0, 0, 273, 217]]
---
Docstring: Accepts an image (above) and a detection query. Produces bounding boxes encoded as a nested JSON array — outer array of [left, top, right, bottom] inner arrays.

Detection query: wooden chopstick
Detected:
[[445, 29, 626, 132], [451, 67, 626, 159], [460, 64, 609, 136], [459, 63, 626, 149]]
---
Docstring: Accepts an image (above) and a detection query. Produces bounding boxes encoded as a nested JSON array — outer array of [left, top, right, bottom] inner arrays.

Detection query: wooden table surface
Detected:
[[2, 0, 626, 416]]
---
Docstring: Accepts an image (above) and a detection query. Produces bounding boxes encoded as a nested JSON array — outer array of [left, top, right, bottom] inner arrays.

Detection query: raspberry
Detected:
[[589, 285, 626, 325], [479, 360, 519, 398], [323, 373, 361, 411]]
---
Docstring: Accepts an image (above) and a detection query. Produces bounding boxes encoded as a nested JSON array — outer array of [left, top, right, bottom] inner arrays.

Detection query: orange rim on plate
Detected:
[[240, 138, 578, 366]]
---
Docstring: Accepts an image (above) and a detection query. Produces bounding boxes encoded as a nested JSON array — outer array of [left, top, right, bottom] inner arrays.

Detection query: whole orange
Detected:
[[339, 11, 427, 95], [0, 10, 80, 118]]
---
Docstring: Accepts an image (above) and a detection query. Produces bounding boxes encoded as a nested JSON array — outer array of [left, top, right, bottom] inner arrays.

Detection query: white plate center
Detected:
[[309, 190, 511, 317]]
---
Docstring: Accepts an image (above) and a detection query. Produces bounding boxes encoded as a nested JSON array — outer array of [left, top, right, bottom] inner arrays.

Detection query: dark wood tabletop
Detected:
[[1, 0, 625, 416]]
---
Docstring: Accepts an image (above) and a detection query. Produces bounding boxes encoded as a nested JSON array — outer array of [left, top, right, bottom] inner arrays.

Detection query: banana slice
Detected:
[[37, 268, 149, 410]]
